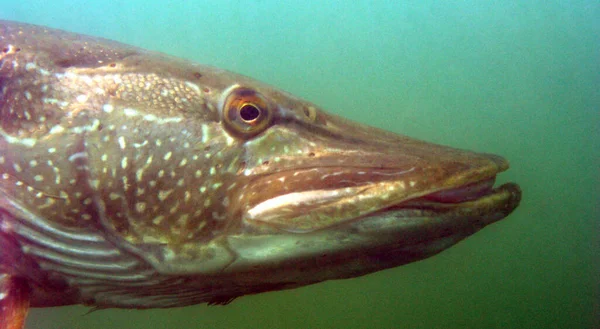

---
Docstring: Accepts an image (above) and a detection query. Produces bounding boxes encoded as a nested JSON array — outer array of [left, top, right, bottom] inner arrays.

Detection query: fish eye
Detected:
[[222, 87, 273, 138]]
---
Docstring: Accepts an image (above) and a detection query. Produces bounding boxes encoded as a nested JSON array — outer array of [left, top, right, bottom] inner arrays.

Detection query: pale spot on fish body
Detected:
[[136, 202, 146, 213], [123, 108, 138, 117], [68, 152, 87, 163], [122, 176, 130, 190], [76, 94, 88, 103], [118, 136, 127, 149], [169, 202, 180, 215], [158, 190, 173, 201], [136, 168, 144, 182], [177, 214, 189, 226], [37, 198, 56, 210], [103, 104, 114, 113], [152, 215, 165, 225], [49, 125, 65, 135]]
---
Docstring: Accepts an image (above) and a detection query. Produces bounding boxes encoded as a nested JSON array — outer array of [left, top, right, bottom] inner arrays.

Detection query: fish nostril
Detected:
[[237, 161, 247, 174]]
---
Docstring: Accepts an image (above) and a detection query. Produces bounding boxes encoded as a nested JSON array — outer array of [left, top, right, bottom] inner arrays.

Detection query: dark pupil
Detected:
[[239, 104, 260, 122]]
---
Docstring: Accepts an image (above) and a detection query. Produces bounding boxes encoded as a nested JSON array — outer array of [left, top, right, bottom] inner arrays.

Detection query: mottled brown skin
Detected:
[[0, 21, 521, 329]]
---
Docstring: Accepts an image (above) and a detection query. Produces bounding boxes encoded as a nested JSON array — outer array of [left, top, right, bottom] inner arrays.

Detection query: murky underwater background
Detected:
[[1, 1, 597, 328]]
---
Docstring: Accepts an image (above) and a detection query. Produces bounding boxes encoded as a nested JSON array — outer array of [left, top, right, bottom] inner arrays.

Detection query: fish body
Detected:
[[0, 20, 521, 327]]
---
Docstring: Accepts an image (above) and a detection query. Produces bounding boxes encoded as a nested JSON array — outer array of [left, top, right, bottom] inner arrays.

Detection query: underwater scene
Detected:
[[0, 1, 597, 328]]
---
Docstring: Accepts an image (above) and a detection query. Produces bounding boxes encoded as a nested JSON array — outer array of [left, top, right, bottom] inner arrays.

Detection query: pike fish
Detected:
[[0, 20, 521, 329]]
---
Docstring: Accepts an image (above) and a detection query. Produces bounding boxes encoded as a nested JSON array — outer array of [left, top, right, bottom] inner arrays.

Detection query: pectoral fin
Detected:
[[0, 274, 30, 329]]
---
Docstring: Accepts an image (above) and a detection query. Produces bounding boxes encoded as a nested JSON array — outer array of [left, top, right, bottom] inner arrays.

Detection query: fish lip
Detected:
[[350, 182, 522, 237], [379, 181, 522, 214], [242, 158, 513, 233]]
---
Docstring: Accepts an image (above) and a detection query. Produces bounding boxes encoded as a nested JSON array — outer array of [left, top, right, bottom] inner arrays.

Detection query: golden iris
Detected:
[[222, 87, 273, 138]]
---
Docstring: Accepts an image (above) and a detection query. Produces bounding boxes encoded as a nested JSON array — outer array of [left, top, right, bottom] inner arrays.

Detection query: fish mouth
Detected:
[[421, 177, 499, 203], [228, 170, 521, 278], [243, 160, 521, 233], [365, 180, 521, 228]]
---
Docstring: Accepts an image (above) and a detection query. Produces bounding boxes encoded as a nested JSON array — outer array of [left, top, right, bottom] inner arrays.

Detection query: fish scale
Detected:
[[0, 20, 521, 329]]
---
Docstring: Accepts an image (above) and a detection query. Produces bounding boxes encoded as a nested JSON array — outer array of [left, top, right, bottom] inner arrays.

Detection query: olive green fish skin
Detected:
[[0, 20, 521, 309]]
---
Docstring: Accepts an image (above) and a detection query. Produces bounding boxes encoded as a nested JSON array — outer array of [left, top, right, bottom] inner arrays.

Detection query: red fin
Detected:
[[0, 274, 30, 329]]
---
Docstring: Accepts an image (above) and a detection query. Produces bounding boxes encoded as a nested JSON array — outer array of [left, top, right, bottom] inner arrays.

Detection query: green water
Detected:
[[1, 1, 598, 328]]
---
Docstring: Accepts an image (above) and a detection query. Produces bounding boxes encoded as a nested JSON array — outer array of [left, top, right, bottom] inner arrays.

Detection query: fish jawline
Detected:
[[244, 174, 519, 233], [354, 182, 522, 235]]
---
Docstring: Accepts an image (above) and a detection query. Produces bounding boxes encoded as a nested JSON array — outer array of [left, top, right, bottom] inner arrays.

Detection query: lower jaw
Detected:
[[400, 182, 521, 211], [350, 182, 522, 235]]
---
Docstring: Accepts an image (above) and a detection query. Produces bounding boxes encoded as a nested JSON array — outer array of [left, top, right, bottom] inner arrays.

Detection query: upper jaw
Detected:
[[241, 153, 512, 233], [238, 109, 518, 233]]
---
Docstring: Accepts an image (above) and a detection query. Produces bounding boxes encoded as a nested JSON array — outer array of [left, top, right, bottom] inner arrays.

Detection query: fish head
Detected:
[[0, 20, 521, 307], [118, 71, 521, 298]]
